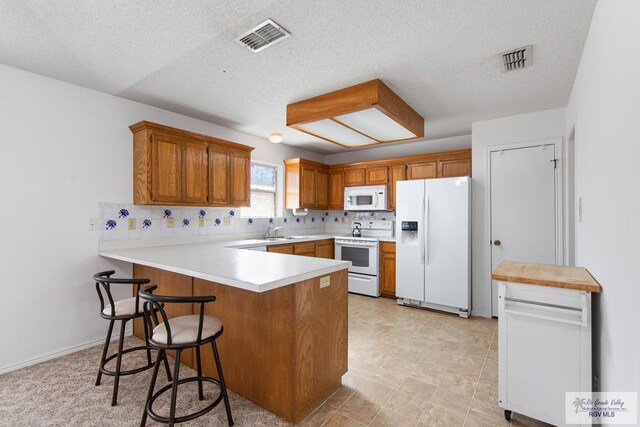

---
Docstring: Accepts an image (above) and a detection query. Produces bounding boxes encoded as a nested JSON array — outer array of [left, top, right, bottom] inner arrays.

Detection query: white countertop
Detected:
[[99, 235, 352, 293]]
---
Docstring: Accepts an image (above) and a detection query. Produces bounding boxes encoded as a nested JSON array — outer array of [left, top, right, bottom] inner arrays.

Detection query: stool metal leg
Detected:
[[95, 319, 114, 386], [141, 348, 163, 427], [211, 340, 234, 426], [111, 319, 127, 406], [163, 349, 173, 382], [142, 316, 152, 366], [169, 349, 182, 427], [195, 346, 204, 401]]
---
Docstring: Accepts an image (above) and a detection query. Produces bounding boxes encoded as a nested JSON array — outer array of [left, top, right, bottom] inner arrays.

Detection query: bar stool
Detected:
[[93, 270, 172, 406], [139, 285, 233, 427]]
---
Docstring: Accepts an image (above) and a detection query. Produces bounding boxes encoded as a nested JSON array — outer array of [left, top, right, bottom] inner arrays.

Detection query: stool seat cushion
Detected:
[[152, 315, 222, 344], [102, 297, 144, 317]]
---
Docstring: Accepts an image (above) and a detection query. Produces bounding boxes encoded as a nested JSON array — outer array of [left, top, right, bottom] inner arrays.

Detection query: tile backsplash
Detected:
[[99, 203, 395, 242]]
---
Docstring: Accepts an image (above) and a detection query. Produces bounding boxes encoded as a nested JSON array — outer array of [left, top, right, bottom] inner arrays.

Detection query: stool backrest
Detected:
[[93, 270, 150, 318], [139, 286, 216, 346]]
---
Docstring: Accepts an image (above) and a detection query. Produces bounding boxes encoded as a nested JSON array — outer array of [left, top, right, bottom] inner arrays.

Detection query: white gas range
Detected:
[[334, 220, 394, 297]]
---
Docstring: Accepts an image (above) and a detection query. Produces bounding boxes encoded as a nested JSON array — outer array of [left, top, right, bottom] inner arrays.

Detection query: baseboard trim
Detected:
[[0, 327, 133, 375]]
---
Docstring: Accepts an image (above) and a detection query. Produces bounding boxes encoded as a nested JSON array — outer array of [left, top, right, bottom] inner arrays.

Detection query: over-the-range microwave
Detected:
[[344, 185, 387, 211]]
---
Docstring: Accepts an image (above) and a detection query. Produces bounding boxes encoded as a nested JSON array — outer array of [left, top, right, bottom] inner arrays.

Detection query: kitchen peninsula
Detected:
[[100, 238, 350, 424]]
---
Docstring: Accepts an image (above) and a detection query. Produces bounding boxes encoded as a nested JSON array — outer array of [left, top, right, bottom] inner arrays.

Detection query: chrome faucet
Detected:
[[265, 226, 284, 239]]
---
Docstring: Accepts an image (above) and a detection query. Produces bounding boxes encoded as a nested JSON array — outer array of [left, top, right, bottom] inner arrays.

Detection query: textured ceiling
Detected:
[[0, 0, 596, 154]]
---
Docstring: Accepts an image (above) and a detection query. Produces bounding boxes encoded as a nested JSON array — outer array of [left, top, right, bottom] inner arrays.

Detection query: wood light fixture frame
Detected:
[[286, 79, 424, 149]]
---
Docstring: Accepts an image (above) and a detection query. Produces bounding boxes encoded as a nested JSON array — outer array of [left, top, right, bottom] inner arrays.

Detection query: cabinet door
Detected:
[[345, 168, 366, 186], [388, 164, 406, 209], [294, 242, 316, 257], [380, 242, 396, 297], [329, 171, 345, 209], [267, 244, 294, 254], [301, 166, 317, 208], [151, 133, 182, 203], [315, 239, 335, 259], [230, 148, 250, 207], [437, 158, 471, 178], [407, 162, 437, 180], [366, 166, 388, 185], [316, 169, 329, 209], [209, 145, 230, 205], [182, 140, 208, 204]]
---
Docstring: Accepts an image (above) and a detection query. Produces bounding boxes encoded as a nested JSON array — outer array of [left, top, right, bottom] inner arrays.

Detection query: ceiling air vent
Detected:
[[236, 19, 290, 53], [501, 45, 531, 71]]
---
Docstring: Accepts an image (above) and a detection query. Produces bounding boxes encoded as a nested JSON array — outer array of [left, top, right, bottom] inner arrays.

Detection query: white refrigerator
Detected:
[[395, 176, 471, 317]]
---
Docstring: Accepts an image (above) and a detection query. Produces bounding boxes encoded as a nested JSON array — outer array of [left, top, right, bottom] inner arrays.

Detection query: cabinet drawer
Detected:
[[267, 244, 294, 254], [294, 242, 316, 256]]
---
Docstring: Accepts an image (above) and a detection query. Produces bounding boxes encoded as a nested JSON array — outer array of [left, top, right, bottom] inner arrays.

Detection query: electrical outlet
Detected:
[[320, 276, 330, 288], [89, 218, 98, 231], [166, 218, 175, 228], [341, 217, 346, 223], [127, 218, 137, 230], [198, 217, 205, 227], [223, 217, 231, 226]]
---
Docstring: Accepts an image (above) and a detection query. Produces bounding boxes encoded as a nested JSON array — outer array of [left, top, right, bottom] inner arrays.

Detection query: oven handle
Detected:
[[335, 241, 378, 248]]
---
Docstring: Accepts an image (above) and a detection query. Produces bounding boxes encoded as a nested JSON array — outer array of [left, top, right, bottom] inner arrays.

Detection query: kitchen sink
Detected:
[[266, 236, 310, 241]]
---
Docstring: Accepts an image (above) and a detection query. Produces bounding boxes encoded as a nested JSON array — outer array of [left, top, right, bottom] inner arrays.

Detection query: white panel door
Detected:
[[424, 177, 471, 310], [396, 180, 426, 301], [490, 144, 557, 316]]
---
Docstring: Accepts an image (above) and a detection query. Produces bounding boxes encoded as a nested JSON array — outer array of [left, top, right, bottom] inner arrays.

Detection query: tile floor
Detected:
[[301, 294, 547, 427], [0, 294, 548, 426]]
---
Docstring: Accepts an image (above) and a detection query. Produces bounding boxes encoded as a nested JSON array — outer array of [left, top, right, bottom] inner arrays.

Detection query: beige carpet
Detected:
[[0, 336, 289, 426]]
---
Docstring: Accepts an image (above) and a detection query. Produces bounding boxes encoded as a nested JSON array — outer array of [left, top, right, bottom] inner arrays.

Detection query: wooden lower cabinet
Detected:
[[315, 239, 335, 259], [379, 242, 396, 298], [267, 239, 335, 259]]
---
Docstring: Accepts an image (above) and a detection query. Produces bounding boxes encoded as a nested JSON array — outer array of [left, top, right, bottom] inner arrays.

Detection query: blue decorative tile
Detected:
[[118, 209, 129, 218], [229, 210, 235, 217], [311, 217, 315, 222], [296, 217, 301, 223], [105, 220, 117, 230], [163, 209, 172, 218], [334, 217, 339, 222], [343, 211, 349, 216], [284, 218, 288, 223], [199, 209, 206, 217], [182, 219, 190, 227], [142, 219, 152, 229], [247, 218, 253, 225], [214, 218, 221, 226], [269, 218, 274, 224], [325, 211, 329, 216], [321, 217, 325, 222]]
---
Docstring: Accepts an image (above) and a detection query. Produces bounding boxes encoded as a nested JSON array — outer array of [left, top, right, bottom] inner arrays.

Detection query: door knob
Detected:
[[494, 240, 501, 246]]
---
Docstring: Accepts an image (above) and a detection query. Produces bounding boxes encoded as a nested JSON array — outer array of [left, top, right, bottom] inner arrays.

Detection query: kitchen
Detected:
[[1, 1, 638, 427]]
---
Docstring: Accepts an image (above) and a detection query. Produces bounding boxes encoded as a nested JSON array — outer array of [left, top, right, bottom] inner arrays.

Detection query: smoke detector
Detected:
[[236, 19, 290, 53], [501, 45, 531, 71]]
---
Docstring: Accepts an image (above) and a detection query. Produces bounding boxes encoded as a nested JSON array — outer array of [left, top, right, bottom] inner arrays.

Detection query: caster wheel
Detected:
[[504, 410, 512, 421]]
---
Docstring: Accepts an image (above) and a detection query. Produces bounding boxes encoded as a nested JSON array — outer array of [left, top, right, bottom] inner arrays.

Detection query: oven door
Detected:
[[335, 240, 378, 276]]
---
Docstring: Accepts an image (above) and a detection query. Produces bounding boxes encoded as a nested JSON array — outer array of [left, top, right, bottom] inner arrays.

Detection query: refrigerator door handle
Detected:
[[424, 195, 429, 265]]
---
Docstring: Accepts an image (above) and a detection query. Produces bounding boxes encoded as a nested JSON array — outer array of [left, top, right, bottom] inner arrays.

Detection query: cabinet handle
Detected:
[[494, 240, 501, 246]]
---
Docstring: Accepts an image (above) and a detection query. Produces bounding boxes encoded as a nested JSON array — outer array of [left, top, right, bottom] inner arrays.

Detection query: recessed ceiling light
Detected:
[[269, 133, 284, 143]]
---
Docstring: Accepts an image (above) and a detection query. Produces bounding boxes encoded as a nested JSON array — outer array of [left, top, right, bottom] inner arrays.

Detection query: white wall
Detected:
[[323, 134, 471, 165], [470, 108, 566, 316], [0, 64, 323, 373], [565, 0, 640, 395]]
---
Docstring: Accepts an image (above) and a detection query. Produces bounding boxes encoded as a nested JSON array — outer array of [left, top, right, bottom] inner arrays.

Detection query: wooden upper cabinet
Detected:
[[437, 157, 471, 178], [150, 132, 182, 203], [329, 170, 345, 210], [345, 167, 366, 186], [229, 148, 251, 207], [131, 121, 253, 206], [209, 145, 230, 205], [316, 169, 329, 210], [284, 158, 329, 209], [388, 164, 406, 209], [182, 140, 208, 204], [366, 166, 388, 185], [407, 161, 437, 180], [301, 166, 317, 208]]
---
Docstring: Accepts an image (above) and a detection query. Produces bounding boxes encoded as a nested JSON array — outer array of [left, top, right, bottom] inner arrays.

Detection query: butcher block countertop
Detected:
[[492, 261, 601, 293]]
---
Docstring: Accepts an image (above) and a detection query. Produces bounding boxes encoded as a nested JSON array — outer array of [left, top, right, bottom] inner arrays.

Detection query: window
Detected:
[[240, 162, 280, 218]]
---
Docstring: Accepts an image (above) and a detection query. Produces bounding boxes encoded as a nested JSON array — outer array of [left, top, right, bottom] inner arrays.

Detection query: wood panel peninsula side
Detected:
[[131, 264, 348, 424]]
